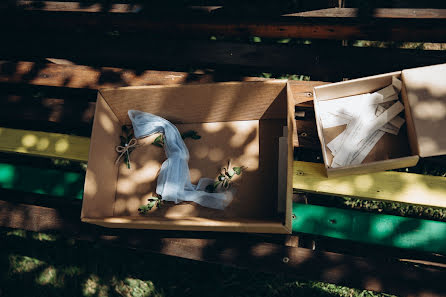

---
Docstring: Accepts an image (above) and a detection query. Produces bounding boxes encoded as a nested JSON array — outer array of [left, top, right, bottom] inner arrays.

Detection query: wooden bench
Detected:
[[2, 2, 446, 296]]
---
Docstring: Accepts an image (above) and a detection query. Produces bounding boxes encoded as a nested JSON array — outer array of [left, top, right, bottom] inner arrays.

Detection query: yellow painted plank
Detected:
[[2, 127, 446, 208], [0, 127, 90, 161], [293, 161, 446, 208]]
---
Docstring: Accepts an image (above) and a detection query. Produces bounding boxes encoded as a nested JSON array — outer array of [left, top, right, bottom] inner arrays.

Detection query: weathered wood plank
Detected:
[[1, 198, 446, 297], [2, 32, 446, 82], [0, 127, 90, 161], [0, 61, 218, 89], [0, 61, 218, 135], [3, 1, 225, 14], [4, 1, 144, 13], [4, 10, 446, 41], [291, 8, 446, 19], [293, 161, 446, 208], [0, 61, 322, 100], [8, 2, 446, 20], [0, 62, 323, 138]]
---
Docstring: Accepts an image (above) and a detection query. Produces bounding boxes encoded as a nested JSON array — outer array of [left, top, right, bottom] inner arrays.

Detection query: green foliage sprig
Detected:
[[152, 130, 201, 147], [205, 160, 246, 193], [117, 125, 135, 169], [138, 196, 163, 214]]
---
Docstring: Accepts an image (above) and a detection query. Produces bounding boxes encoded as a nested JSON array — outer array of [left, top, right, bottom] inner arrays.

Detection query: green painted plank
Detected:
[[0, 163, 84, 199], [292, 203, 446, 254], [2, 160, 446, 254]]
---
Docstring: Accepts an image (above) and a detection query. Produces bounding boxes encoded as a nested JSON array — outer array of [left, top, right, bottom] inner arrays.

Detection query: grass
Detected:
[[0, 228, 396, 297]]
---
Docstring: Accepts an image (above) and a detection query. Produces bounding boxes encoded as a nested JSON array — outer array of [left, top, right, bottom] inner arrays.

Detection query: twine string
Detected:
[[115, 138, 138, 165]]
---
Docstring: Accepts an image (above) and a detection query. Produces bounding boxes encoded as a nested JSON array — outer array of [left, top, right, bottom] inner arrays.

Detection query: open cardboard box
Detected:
[[81, 81, 295, 233], [314, 63, 446, 177]]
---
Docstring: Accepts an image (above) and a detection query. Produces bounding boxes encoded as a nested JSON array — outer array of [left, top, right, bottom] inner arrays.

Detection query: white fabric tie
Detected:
[[128, 110, 233, 210]]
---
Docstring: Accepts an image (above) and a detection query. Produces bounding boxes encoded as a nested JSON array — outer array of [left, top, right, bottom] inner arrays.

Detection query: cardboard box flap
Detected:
[[402, 64, 446, 157], [99, 81, 288, 125]]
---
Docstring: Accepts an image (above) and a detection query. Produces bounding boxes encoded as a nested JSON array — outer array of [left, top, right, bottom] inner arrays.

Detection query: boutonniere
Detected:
[[206, 160, 246, 193], [138, 195, 163, 214], [115, 125, 138, 169]]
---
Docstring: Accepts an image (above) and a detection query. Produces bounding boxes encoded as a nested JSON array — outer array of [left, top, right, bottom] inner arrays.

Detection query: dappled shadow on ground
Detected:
[[2, 224, 446, 297], [1, 227, 366, 297]]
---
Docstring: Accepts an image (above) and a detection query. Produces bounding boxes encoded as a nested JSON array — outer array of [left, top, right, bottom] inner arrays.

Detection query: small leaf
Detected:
[[233, 167, 242, 175], [152, 134, 164, 147], [140, 196, 163, 211], [147, 200, 157, 209], [120, 136, 126, 144], [138, 204, 151, 214], [122, 125, 129, 133], [226, 170, 234, 178], [181, 130, 201, 140]]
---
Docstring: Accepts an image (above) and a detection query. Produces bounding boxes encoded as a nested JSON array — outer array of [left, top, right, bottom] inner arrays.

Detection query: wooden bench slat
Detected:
[[293, 203, 446, 254], [291, 8, 446, 19], [0, 61, 214, 89], [0, 127, 90, 161], [0, 62, 322, 142], [6, 1, 143, 13], [11, 2, 446, 20], [0, 163, 84, 199], [3, 1, 224, 14], [10, 2, 446, 21], [4, 10, 446, 41], [0, 61, 323, 101], [2, 32, 446, 81], [294, 161, 446, 208]]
